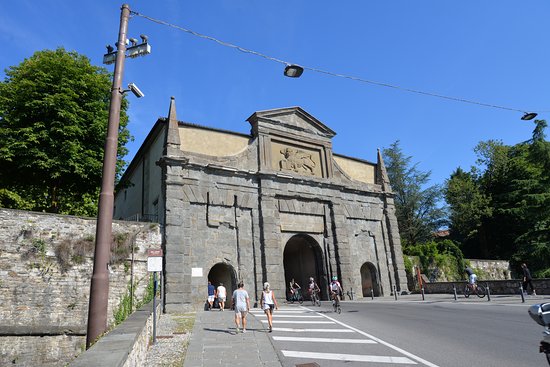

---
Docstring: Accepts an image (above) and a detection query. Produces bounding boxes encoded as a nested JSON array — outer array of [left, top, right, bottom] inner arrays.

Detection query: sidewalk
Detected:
[[183, 308, 282, 367]]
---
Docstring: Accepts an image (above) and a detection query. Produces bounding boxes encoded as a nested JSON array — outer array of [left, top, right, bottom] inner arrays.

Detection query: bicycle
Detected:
[[464, 282, 486, 298], [289, 289, 303, 304], [310, 289, 321, 307], [331, 291, 341, 314]]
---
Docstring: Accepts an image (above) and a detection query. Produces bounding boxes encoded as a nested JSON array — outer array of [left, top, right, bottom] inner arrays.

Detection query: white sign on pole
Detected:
[[147, 249, 163, 272], [147, 257, 162, 272]]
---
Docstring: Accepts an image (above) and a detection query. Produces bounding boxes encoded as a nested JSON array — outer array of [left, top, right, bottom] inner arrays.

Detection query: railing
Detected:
[[123, 213, 158, 223]]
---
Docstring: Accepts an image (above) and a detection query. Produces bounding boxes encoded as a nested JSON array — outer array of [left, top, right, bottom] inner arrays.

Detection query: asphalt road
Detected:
[[260, 295, 548, 367]]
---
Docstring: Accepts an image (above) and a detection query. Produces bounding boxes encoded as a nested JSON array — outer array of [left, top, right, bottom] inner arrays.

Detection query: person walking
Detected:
[[232, 281, 250, 333], [207, 281, 215, 310], [521, 263, 536, 295], [260, 282, 278, 332], [217, 282, 227, 311]]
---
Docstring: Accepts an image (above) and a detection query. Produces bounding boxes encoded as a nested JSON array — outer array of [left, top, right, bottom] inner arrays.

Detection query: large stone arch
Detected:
[[360, 262, 381, 297], [283, 234, 327, 300], [207, 262, 237, 305]]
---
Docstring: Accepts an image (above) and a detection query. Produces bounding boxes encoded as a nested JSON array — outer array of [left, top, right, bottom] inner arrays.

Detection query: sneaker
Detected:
[[532, 291, 537, 296], [235, 327, 239, 334], [242, 329, 246, 333]]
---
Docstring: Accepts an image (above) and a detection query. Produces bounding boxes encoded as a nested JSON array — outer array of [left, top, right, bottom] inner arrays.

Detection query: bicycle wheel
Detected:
[[298, 292, 303, 304], [464, 285, 470, 298], [337, 304, 341, 314], [316, 294, 321, 307], [475, 284, 486, 298]]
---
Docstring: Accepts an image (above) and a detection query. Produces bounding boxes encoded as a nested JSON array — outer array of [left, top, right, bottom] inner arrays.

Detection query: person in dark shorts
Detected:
[[521, 263, 536, 296]]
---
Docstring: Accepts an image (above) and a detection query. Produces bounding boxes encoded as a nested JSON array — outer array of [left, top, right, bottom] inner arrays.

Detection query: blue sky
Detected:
[[1, 1, 549, 188]]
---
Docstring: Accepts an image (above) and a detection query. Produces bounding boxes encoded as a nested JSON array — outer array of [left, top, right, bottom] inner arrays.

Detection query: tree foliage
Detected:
[[445, 120, 550, 276], [0, 48, 131, 216], [382, 140, 447, 246]]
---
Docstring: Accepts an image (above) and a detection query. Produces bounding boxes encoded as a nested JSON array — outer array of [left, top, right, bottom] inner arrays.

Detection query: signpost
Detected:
[[148, 249, 163, 344]]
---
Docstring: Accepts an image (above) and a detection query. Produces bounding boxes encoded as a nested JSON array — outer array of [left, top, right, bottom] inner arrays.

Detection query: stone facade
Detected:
[[115, 100, 409, 312], [0, 209, 161, 366]]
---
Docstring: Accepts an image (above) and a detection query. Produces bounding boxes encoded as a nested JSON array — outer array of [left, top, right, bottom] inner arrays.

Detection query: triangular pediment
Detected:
[[247, 107, 336, 139]]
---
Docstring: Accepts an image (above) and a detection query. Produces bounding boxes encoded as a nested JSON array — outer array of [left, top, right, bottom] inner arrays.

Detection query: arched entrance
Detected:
[[361, 262, 380, 297], [283, 234, 326, 300], [208, 262, 237, 307]]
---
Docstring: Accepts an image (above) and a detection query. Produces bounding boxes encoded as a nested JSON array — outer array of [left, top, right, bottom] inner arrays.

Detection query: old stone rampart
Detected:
[[0, 208, 161, 366], [69, 300, 161, 367]]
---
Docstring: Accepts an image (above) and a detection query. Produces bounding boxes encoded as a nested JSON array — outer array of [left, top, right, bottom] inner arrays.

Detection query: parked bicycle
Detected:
[[464, 282, 486, 298], [310, 289, 321, 307]]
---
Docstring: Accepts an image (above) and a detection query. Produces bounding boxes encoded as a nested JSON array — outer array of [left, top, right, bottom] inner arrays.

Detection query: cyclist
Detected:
[[289, 278, 301, 302], [307, 277, 320, 300], [330, 276, 342, 306], [464, 267, 477, 292]]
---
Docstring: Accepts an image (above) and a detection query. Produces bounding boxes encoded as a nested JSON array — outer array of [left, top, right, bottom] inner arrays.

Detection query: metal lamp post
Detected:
[[86, 3, 150, 348]]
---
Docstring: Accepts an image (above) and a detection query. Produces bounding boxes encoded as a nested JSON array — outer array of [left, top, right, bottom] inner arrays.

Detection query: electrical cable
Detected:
[[131, 10, 545, 116]]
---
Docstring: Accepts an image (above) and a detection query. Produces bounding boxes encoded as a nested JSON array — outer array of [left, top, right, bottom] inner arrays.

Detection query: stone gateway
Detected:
[[114, 98, 409, 312]]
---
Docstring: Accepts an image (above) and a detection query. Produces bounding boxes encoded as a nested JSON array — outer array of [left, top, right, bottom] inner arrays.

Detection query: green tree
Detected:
[[445, 121, 550, 276], [445, 167, 492, 257], [0, 48, 131, 216], [382, 140, 447, 246]]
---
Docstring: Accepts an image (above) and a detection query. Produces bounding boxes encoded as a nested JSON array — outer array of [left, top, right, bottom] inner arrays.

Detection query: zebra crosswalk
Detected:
[[250, 305, 439, 366]]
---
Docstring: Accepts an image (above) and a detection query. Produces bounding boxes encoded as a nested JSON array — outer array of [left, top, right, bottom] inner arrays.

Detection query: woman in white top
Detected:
[[260, 282, 278, 332]]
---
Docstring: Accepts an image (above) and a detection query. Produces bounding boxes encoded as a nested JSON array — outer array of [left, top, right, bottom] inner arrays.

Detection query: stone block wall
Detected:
[[0, 209, 162, 367]]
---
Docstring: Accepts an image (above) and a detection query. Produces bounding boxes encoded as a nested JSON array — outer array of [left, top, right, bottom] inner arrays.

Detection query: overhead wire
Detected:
[[130, 10, 544, 116]]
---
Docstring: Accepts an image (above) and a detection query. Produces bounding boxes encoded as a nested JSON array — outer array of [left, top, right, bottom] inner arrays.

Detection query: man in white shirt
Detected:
[[216, 282, 227, 311]]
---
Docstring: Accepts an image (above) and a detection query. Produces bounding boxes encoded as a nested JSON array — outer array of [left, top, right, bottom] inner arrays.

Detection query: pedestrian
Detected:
[[521, 263, 536, 296], [207, 281, 215, 310], [217, 282, 227, 311], [232, 281, 250, 333], [260, 282, 278, 332]]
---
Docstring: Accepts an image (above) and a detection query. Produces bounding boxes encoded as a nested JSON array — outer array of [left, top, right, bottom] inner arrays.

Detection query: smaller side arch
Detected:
[[207, 262, 237, 306], [360, 262, 380, 297]]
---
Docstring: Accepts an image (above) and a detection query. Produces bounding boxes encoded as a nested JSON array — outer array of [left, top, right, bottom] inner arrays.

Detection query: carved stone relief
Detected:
[[270, 141, 323, 177]]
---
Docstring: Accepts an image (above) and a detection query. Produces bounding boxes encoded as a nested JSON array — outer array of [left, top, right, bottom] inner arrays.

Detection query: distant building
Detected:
[[114, 98, 409, 311]]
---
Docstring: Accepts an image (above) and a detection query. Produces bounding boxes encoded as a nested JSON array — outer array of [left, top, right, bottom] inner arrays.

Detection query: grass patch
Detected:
[[172, 313, 196, 334]]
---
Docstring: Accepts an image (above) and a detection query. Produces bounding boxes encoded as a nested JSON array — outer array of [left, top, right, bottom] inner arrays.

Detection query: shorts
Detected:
[[235, 307, 248, 316], [218, 296, 226, 303], [208, 295, 214, 302], [263, 303, 274, 312], [469, 274, 477, 285]]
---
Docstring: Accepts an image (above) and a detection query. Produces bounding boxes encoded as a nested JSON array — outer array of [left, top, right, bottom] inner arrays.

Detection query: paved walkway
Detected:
[[183, 308, 282, 367]]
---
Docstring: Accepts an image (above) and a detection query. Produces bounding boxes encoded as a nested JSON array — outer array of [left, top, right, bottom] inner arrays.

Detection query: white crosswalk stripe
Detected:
[[272, 327, 354, 333], [281, 350, 417, 364], [261, 320, 333, 324], [273, 336, 376, 344]]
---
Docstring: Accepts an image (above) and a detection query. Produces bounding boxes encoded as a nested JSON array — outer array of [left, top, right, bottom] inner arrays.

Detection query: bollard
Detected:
[[393, 285, 398, 300], [520, 284, 525, 303], [486, 283, 491, 302], [453, 284, 457, 301], [371, 289, 374, 300], [153, 271, 158, 344], [421, 286, 425, 301]]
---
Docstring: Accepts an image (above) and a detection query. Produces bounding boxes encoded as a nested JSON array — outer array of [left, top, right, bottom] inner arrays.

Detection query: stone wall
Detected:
[[468, 259, 512, 279], [69, 300, 161, 367], [0, 209, 162, 367]]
